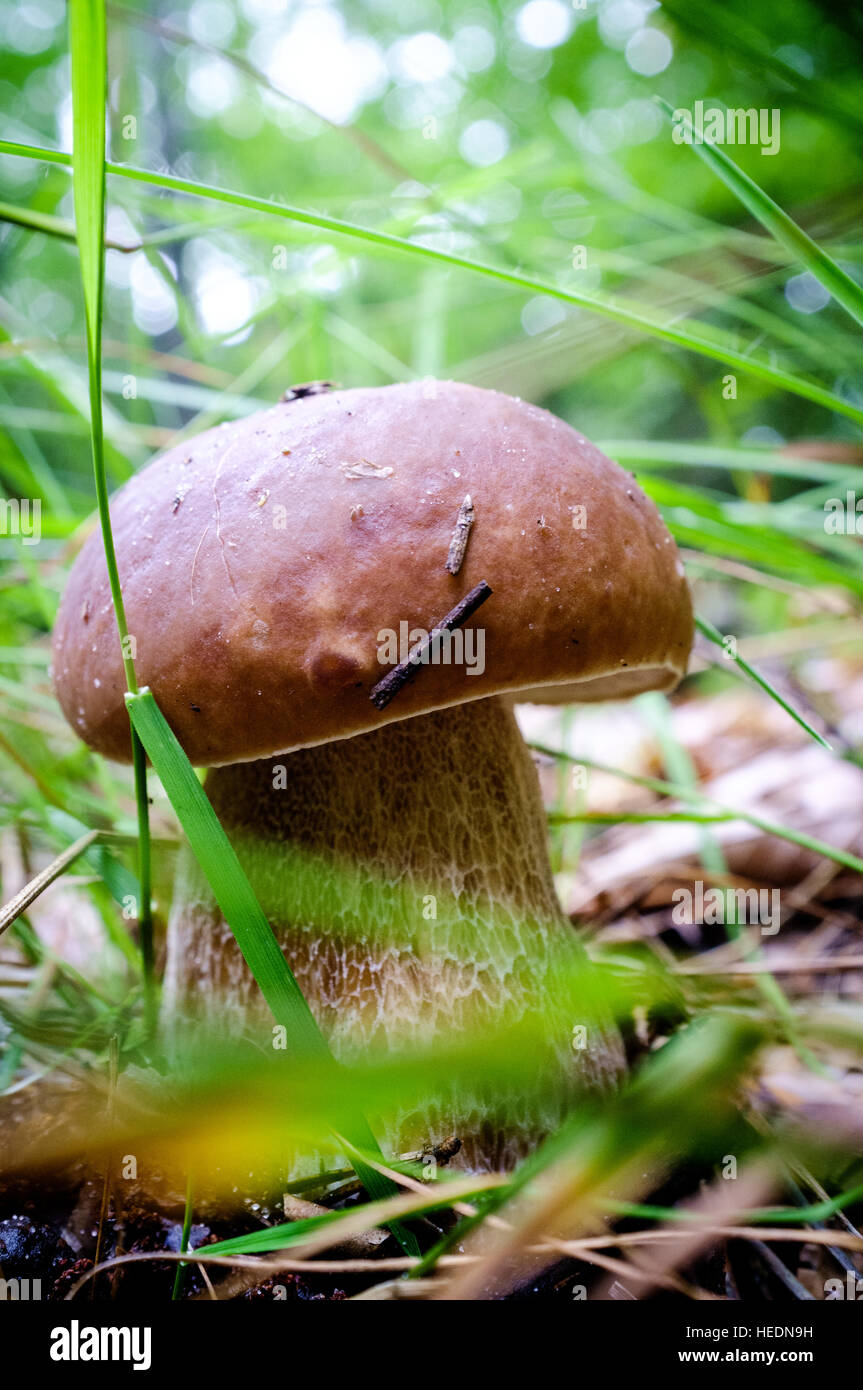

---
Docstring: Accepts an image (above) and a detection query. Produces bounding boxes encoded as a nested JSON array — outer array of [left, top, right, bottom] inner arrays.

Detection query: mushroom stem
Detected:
[[163, 696, 623, 1170]]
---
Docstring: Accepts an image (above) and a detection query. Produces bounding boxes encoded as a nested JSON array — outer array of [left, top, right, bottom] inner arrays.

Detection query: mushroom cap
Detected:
[[52, 381, 693, 766]]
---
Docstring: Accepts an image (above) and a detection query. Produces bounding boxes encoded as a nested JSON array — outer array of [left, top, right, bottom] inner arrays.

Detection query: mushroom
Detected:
[[52, 381, 693, 1171]]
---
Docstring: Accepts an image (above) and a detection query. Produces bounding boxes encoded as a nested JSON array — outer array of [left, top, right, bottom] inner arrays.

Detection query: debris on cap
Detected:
[[281, 380, 339, 402]]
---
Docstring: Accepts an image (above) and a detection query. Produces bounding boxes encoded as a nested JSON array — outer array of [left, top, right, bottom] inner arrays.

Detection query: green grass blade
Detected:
[[2, 137, 861, 425], [0, 200, 82, 243], [602, 440, 858, 485], [645, 474, 863, 599], [69, 0, 107, 390], [205, 1175, 501, 1260], [605, 1182, 863, 1226], [657, 98, 863, 331], [695, 614, 832, 750], [657, 3, 863, 138], [0, 198, 132, 249], [205, 1211, 337, 1257], [171, 1174, 194, 1300], [92, 166, 863, 426], [531, 744, 863, 878], [131, 733, 155, 1031], [69, 0, 153, 1005]]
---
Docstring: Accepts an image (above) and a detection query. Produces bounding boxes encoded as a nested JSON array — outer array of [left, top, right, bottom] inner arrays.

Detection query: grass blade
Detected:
[[69, 0, 153, 1007], [695, 614, 833, 750], [171, 1174, 194, 1300], [656, 98, 863, 331], [2, 137, 861, 426], [0, 829, 100, 938], [0, 198, 131, 248], [531, 744, 863, 878]]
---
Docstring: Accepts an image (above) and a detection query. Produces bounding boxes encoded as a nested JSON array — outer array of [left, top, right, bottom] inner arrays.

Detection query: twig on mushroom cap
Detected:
[[445, 494, 475, 575], [281, 380, 339, 402], [370, 580, 492, 710]]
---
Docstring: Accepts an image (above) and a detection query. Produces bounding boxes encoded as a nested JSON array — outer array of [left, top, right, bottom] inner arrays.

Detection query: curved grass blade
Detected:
[[531, 744, 863, 878], [656, 97, 863, 331], [644, 474, 863, 599], [603, 440, 859, 485], [170, 1173, 504, 1261], [1, 137, 861, 426], [605, 1182, 863, 1227], [0, 829, 100, 939], [695, 614, 833, 750], [657, 2, 863, 139], [69, 0, 153, 1013], [0, 198, 131, 248], [171, 1174, 194, 1300]]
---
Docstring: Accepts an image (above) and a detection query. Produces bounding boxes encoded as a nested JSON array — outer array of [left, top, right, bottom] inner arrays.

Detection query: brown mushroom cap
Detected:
[[52, 380, 693, 766]]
